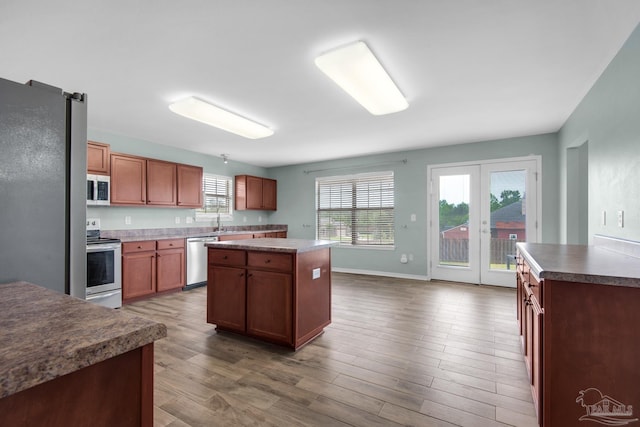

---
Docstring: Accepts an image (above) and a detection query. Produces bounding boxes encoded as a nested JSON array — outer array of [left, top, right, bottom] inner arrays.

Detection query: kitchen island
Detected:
[[0, 281, 166, 427], [206, 238, 335, 349], [516, 237, 640, 427]]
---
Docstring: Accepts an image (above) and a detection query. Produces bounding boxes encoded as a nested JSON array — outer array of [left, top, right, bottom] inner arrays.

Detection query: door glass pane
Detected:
[[439, 175, 470, 267], [489, 170, 526, 271]]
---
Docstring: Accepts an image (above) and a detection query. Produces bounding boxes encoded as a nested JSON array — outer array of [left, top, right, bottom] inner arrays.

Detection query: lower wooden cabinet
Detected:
[[516, 247, 640, 427], [517, 253, 543, 422], [123, 238, 185, 303]]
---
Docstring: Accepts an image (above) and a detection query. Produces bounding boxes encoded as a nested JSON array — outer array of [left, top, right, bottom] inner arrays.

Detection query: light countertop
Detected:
[[206, 238, 336, 253], [0, 281, 166, 399], [516, 242, 640, 288]]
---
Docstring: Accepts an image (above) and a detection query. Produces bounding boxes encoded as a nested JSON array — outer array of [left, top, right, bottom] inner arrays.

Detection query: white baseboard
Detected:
[[331, 267, 429, 282]]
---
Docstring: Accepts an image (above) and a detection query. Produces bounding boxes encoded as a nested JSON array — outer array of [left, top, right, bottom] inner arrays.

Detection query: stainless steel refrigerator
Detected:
[[0, 77, 87, 298]]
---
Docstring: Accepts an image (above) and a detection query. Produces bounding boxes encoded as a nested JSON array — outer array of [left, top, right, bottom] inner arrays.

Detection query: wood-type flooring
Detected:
[[124, 273, 537, 427]]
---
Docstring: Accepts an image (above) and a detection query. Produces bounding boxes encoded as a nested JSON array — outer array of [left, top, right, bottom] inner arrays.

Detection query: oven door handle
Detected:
[[86, 290, 121, 301], [87, 243, 121, 252]]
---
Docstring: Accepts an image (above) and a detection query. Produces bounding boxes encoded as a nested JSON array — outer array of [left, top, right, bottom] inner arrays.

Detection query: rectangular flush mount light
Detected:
[[169, 97, 274, 139], [314, 41, 408, 115]]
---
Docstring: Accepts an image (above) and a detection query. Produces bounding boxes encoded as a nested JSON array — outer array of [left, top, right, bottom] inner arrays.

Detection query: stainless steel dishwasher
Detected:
[[185, 236, 219, 289]]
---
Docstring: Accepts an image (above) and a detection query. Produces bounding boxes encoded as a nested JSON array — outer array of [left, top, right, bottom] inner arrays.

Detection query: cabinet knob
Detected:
[[265, 259, 271, 264], [223, 255, 228, 259], [137, 246, 142, 249]]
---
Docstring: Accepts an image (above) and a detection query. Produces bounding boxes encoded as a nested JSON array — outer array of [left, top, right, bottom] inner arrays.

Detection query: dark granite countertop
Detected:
[[0, 282, 167, 399], [206, 238, 336, 254], [516, 242, 640, 288]]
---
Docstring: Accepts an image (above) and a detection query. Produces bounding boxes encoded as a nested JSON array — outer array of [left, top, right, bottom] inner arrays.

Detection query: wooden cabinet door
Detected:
[[122, 251, 156, 300], [111, 154, 146, 205], [531, 298, 543, 422], [207, 266, 246, 332], [87, 141, 110, 175], [146, 159, 177, 206], [177, 164, 203, 207], [246, 269, 292, 344], [156, 248, 184, 292], [246, 175, 263, 209], [262, 178, 277, 210]]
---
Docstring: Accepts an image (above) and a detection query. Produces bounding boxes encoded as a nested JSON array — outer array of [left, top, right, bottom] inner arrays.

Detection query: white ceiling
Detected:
[[2, 1, 640, 167]]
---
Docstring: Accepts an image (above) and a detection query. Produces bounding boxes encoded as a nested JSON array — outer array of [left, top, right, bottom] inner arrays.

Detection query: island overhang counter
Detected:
[[0, 281, 166, 427], [205, 238, 335, 349]]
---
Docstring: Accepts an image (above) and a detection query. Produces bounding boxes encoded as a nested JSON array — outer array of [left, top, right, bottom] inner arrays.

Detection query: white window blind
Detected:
[[196, 173, 233, 217], [316, 171, 394, 246]]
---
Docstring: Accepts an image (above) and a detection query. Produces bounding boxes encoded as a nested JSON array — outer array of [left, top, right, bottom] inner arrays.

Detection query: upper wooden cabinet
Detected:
[[177, 164, 203, 208], [110, 152, 203, 208], [147, 159, 177, 206], [235, 175, 277, 211], [111, 153, 147, 205], [87, 141, 110, 175]]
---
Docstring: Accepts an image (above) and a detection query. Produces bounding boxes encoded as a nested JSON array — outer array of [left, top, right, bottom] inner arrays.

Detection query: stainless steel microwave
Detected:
[[87, 174, 110, 205]]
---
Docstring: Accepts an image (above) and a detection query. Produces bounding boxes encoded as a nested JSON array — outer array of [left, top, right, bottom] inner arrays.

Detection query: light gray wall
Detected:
[[87, 129, 272, 230], [558, 23, 640, 243], [269, 134, 559, 278]]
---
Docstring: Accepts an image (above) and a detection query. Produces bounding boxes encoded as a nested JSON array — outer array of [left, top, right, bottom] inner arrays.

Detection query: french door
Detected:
[[428, 158, 539, 287]]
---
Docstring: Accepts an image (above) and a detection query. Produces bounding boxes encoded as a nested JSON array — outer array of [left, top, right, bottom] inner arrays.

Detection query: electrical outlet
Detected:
[[125, 216, 132, 225], [410, 214, 416, 222], [602, 211, 606, 226], [175, 216, 181, 224], [186, 217, 193, 224], [86, 218, 100, 230], [617, 210, 624, 228]]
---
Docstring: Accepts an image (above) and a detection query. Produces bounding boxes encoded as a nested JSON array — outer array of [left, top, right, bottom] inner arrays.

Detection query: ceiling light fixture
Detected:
[[314, 41, 408, 115], [169, 96, 274, 139], [221, 154, 229, 164]]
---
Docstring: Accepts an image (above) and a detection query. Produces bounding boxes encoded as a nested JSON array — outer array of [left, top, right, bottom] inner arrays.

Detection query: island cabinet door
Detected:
[[207, 265, 246, 332], [246, 269, 292, 344]]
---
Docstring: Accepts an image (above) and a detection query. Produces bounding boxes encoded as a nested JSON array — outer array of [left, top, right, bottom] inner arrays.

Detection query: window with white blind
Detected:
[[316, 171, 394, 247], [196, 173, 233, 220]]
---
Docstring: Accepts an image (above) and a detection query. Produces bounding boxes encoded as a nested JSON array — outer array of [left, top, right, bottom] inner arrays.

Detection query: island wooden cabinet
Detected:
[[207, 264, 246, 332], [207, 242, 331, 349], [517, 256, 542, 421], [235, 175, 277, 211], [87, 140, 110, 175], [123, 238, 185, 303], [111, 152, 203, 208], [516, 243, 640, 427]]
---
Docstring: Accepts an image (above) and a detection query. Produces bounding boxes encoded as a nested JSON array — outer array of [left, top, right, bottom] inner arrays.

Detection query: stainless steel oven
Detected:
[[86, 240, 122, 308]]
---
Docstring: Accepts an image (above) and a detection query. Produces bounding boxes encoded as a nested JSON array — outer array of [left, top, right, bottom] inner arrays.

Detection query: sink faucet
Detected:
[[216, 213, 222, 232]]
